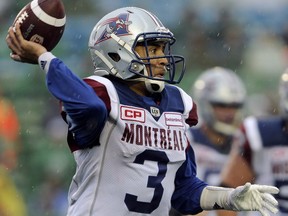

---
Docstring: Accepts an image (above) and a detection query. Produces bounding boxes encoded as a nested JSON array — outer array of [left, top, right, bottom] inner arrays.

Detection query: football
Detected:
[[13, 0, 66, 51]]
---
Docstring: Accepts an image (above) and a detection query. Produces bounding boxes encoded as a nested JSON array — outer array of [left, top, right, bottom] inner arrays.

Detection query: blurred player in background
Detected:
[[190, 67, 247, 216], [6, 7, 279, 216], [219, 69, 288, 216], [170, 67, 247, 216], [0, 90, 27, 216], [190, 67, 246, 185]]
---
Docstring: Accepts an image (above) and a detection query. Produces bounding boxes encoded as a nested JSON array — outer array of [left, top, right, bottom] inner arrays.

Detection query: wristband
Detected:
[[38, 52, 56, 73], [200, 186, 233, 210]]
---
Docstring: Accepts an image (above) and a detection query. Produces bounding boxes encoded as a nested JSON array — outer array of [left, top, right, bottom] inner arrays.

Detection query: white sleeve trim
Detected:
[[174, 86, 193, 116], [38, 52, 57, 74], [243, 116, 263, 151]]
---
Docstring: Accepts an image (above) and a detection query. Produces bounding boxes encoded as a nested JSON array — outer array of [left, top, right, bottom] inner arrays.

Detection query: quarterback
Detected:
[[6, 7, 279, 216]]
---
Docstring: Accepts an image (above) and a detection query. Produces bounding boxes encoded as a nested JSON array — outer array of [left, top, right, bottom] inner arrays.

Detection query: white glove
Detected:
[[228, 182, 279, 216], [200, 182, 279, 216]]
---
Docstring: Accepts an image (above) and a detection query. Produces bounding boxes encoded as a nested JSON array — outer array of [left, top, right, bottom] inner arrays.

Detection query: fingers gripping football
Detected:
[[6, 22, 47, 64]]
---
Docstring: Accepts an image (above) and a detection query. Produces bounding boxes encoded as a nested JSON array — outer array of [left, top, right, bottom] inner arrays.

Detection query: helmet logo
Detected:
[[95, 13, 132, 45]]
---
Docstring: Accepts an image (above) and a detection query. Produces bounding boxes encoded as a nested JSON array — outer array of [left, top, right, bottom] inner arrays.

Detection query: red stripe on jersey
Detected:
[[185, 101, 198, 127], [84, 78, 111, 113], [241, 125, 253, 166]]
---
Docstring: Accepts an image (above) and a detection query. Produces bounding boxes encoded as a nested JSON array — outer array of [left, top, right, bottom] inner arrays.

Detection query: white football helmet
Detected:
[[279, 68, 288, 118], [88, 7, 185, 93], [192, 67, 246, 135]]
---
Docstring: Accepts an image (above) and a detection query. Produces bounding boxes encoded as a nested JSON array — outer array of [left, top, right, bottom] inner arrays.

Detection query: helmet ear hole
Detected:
[[108, 53, 121, 62]]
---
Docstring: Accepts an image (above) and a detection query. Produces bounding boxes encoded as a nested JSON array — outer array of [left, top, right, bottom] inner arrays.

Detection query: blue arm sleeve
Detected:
[[46, 58, 107, 148], [171, 147, 208, 215]]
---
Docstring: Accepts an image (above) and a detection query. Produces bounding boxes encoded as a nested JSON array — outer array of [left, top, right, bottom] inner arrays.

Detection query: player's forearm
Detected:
[[38, 52, 96, 102], [38, 52, 106, 114], [38, 52, 108, 147]]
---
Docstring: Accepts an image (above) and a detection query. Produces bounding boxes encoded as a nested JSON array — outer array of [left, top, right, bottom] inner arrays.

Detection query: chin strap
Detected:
[[126, 77, 165, 93], [145, 79, 164, 93], [128, 61, 165, 93]]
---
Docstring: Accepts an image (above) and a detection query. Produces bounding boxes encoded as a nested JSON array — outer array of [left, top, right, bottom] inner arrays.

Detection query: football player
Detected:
[[170, 67, 247, 216], [219, 69, 288, 216], [6, 7, 279, 216]]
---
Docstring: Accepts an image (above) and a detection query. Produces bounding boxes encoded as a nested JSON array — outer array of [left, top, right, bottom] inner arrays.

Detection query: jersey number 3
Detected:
[[124, 149, 169, 213]]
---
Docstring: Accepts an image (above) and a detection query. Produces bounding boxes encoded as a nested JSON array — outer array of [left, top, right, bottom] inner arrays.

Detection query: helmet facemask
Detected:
[[128, 32, 185, 93], [208, 102, 244, 136], [192, 67, 246, 136]]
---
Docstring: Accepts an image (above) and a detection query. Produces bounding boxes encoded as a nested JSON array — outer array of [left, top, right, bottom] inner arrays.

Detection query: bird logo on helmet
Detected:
[[95, 13, 132, 45]]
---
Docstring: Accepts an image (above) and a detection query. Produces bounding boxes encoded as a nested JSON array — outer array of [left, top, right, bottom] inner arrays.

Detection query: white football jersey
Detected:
[[66, 75, 194, 216]]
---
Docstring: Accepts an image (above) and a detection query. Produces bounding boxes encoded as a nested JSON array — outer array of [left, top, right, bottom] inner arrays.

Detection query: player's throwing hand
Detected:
[[6, 22, 47, 64]]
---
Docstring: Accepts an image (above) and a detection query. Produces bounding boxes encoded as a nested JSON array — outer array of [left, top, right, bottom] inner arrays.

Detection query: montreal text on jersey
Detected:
[[121, 123, 186, 151]]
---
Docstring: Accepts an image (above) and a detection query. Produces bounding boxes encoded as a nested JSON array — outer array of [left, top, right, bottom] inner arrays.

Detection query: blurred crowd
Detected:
[[1, 0, 288, 215]]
